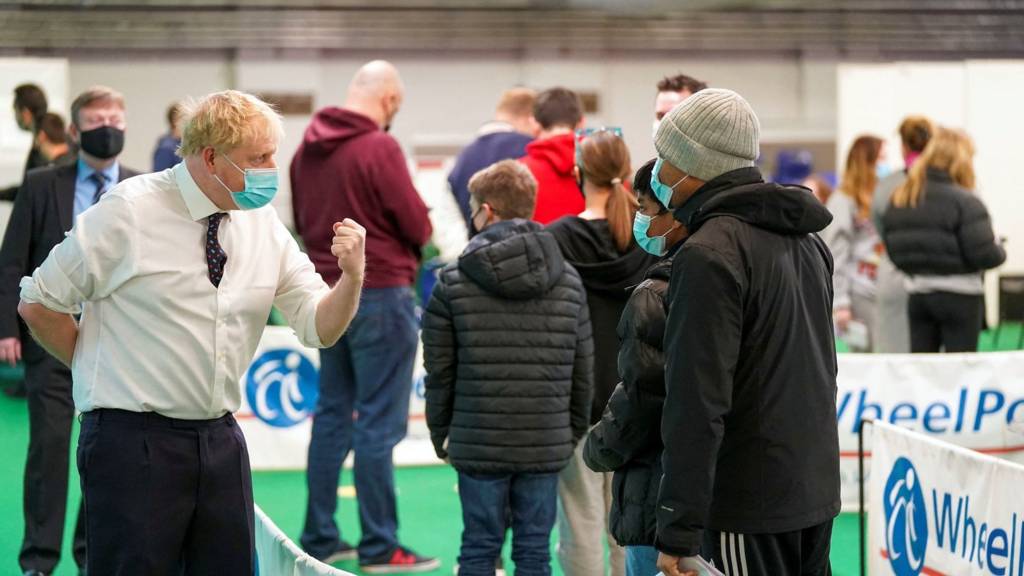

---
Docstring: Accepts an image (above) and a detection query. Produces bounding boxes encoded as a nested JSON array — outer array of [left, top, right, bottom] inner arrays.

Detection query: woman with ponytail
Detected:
[[547, 129, 655, 576]]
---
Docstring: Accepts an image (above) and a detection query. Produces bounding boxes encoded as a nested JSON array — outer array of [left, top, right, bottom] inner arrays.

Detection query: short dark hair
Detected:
[[633, 158, 668, 214], [14, 84, 47, 124], [37, 112, 67, 144], [657, 74, 708, 95], [468, 160, 537, 220], [533, 87, 582, 131]]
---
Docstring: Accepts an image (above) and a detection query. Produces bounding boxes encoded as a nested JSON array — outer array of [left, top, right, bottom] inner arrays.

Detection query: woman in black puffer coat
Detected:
[[882, 127, 1005, 353], [583, 159, 688, 576]]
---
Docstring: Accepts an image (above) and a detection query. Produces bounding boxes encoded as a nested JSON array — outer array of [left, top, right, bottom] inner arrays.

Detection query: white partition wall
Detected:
[[838, 61, 1024, 322], [0, 58, 69, 234]]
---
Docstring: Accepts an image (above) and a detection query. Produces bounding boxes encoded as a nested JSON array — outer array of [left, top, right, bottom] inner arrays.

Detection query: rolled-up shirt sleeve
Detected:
[[20, 196, 137, 314], [272, 218, 331, 349]]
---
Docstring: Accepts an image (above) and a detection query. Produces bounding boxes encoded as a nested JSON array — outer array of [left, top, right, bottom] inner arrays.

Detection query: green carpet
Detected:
[[0, 385, 863, 575]]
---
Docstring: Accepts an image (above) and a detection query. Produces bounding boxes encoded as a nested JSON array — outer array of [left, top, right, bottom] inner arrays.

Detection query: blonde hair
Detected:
[[578, 130, 636, 253], [839, 135, 883, 219], [892, 127, 976, 209], [178, 90, 283, 156], [496, 88, 537, 118]]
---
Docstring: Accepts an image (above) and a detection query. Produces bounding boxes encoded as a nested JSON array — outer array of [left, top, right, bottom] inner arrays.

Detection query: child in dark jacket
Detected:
[[422, 159, 594, 576], [583, 159, 689, 576]]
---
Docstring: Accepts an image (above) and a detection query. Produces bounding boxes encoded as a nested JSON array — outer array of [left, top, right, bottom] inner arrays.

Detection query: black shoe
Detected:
[[23, 570, 48, 576], [5, 381, 26, 398], [360, 546, 440, 574], [320, 540, 358, 564]]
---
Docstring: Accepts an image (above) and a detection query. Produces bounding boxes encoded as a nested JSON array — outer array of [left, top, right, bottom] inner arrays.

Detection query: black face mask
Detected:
[[468, 206, 483, 238], [79, 126, 124, 160]]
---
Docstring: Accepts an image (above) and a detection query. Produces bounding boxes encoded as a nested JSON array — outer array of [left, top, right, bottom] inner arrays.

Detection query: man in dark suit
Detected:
[[0, 86, 137, 576]]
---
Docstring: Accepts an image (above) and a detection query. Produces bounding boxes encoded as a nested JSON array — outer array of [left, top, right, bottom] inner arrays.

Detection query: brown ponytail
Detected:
[[578, 131, 636, 253]]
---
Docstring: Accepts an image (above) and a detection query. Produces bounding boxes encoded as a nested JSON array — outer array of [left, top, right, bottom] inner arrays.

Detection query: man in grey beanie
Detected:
[[652, 89, 841, 576]]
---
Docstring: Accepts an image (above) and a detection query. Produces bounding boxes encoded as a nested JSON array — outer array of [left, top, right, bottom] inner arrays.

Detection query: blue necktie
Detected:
[[206, 213, 228, 288], [90, 172, 109, 205]]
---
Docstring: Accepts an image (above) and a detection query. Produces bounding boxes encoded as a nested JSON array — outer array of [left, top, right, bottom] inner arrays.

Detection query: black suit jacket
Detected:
[[0, 161, 139, 361]]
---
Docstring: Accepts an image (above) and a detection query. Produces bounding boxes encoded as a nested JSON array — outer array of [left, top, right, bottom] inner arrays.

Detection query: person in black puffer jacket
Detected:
[[882, 127, 1006, 353], [422, 159, 594, 576], [583, 159, 688, 576]]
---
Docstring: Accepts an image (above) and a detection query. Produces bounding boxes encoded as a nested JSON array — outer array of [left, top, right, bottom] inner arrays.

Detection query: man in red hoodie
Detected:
[[290, 60, 438, 573], [520, 87, 585, 225]]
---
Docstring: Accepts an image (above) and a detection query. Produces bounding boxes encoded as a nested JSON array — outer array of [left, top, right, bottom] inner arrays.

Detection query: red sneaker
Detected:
[[361, 546, 441, 574]]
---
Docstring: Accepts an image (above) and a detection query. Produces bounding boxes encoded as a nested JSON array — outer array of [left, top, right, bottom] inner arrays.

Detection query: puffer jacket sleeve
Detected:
[[958, 193, 1006, 271], [584, 283, 666, 473], [570, 289, 595, 444], [422, 275, 457, 459]]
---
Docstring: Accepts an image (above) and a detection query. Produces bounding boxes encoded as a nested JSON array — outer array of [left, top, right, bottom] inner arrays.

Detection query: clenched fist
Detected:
[[331, 219, 366, 280]]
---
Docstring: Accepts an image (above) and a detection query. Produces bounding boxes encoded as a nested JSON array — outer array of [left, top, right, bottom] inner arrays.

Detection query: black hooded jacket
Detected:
[[547, 216, 658, 425], [584, 251, 675, 546], [656, 168, 841, 556], [421, 219, 595, 475]]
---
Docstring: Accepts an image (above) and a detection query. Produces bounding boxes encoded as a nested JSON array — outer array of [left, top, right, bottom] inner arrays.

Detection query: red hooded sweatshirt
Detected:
[[291, 107, 432, 289], [519, 133, 584, 225]]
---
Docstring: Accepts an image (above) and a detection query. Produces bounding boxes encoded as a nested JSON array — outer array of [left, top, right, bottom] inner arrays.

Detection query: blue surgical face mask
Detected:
[[876, 162, 892, 181], [650, 157, 689, 209], [633, 212, 672, 256], [215, 153, 279, 210]]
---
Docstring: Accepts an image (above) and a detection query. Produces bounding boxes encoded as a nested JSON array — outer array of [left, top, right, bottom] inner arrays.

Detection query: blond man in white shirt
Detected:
[[18, 90, 365, 576]]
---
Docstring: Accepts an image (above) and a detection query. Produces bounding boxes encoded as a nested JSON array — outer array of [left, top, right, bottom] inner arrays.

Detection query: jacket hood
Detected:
[[459, 219, 567, 299], [300, 107, 379, 154], [524, 133, 577, 178], [674, 167, 833, 236], [548, 216, 655, 299]]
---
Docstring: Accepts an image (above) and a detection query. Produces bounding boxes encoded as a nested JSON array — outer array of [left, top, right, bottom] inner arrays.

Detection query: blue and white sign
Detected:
[[871, 421, 1024, 576], [245, 348, 320, 428]]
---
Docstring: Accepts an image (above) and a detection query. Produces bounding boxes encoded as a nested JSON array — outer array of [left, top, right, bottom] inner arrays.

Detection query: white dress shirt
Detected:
[[20, 162, 331, 419]]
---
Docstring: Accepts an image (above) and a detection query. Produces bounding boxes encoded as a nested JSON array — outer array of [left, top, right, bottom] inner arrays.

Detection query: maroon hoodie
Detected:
[[291, 107, 432, 289]]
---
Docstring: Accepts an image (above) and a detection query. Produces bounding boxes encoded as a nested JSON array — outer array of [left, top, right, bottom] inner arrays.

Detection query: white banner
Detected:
[[837, 351, 1024, 511], [236, 328, 1024, 490], [869, 421, 1024, 576], [255, 504, 350, 576], [236, 326, 438, 470]]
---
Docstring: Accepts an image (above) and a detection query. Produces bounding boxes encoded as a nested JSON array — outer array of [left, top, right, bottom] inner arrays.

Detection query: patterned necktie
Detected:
[[90, 172, 109, 205], [206, 213, 228, 288]]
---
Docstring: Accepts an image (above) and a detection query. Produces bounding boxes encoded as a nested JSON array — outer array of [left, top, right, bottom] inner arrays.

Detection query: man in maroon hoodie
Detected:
[[290, 60, 438, 573], [520, 87, 585, 225]]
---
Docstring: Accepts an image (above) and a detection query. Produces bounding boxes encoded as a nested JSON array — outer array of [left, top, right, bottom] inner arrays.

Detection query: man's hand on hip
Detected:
[[332, 219, 366, 280], [0, 337, 21, 367]]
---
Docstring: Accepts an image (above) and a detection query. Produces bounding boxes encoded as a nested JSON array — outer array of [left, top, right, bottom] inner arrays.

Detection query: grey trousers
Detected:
[[557, 433, 626, 576]]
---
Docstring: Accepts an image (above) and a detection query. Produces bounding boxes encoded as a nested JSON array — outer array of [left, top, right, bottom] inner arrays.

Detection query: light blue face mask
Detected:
[[650, 157, 690, 209], [633, 212, 672, 256], [215, 153, 279, 210], [876, 162, 892, 181]]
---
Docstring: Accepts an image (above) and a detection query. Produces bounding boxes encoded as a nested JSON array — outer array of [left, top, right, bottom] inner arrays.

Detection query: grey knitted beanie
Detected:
[[654, 88, 760, 182]]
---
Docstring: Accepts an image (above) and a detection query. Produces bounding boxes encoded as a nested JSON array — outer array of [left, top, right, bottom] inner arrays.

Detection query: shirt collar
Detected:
[[76, 156, 120, 185], [174, 161, 222, 221]]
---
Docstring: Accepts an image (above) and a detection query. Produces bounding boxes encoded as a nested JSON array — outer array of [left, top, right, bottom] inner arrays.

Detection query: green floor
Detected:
[[0, 384, 863, 575]]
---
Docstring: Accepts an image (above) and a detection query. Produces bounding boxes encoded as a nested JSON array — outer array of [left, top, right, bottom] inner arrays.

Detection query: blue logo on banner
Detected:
[[884, 457, 929, 576], [245, 349, 319, 428]]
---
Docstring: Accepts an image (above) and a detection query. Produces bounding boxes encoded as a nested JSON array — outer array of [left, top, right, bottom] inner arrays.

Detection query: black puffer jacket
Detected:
[[657, 168, 840, 557], [882, 168, 1006, 275], [583, 251, 675, 546], [422, 219, 595, 475]]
